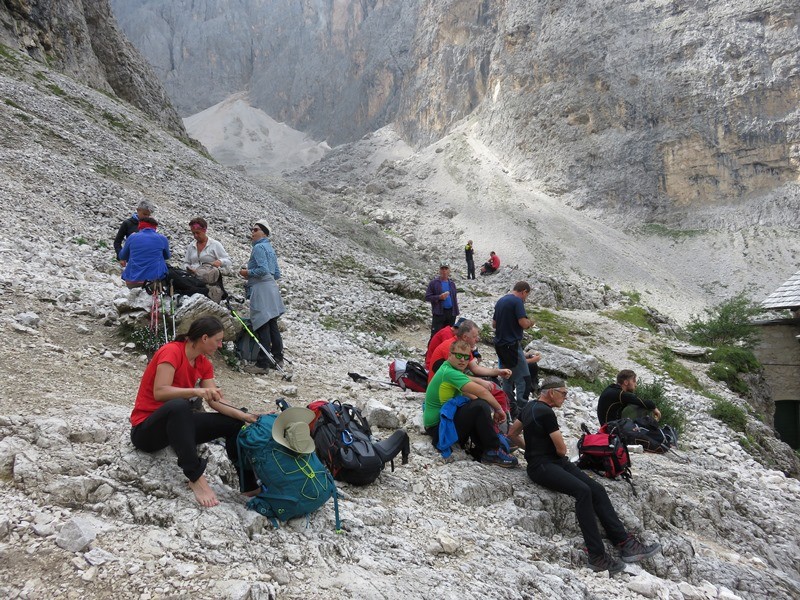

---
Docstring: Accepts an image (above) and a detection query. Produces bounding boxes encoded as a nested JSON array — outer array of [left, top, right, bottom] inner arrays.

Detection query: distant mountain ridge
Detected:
[[111, 0, 800, 220]]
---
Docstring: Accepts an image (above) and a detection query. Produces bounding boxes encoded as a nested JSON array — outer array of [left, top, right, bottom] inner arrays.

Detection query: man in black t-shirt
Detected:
[[597, 369, 661, 425], [507, 376, 661, 574]]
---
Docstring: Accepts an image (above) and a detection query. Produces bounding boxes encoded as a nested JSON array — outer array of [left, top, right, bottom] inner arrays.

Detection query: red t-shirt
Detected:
[[490, 254, 500, 269], [130, 341, 214, 426], [427, 338, 456, 382], [425, 326, 456, 370]]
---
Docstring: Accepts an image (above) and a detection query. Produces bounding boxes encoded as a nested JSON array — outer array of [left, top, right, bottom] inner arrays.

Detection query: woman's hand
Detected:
[[195, 386, 222, 402]]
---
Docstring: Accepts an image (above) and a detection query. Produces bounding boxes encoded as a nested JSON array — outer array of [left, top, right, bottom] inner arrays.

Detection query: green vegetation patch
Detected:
[[120, 324, 166, 356], [708, 363, 749, 395], [4, 98, 22, 110], [635, 379, 687, 435], [659, 348, 702, 391], [528, 308, 588, 349], [708, 346, 759, 373], [568, 376, 607, 395], [709, 396, 747, 432], [46, 83, 66, 97], [604, 306, 656, 332], [102, 110, 130, 130], [687, 293, 760, 348]]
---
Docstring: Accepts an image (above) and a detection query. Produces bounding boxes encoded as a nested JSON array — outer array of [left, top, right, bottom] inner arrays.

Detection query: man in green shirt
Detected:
[[423, 340, 517, 467]]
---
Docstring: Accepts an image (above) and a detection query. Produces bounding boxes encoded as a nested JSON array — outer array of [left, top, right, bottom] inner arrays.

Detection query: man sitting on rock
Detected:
[[597, 369, 661, 425], [480, 251, 500, 275], [425, 317, 465, 370], [507, 377, 662, 574], [423, 340, 517, 467]]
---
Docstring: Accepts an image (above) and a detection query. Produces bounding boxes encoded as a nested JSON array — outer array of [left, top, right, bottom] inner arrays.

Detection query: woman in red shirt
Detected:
[[130, 317, 258, 507]]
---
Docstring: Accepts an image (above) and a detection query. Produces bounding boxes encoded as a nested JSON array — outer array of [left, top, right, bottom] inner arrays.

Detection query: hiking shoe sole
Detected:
[[588, 554, 626, 575], [621, 542, 661, 563]]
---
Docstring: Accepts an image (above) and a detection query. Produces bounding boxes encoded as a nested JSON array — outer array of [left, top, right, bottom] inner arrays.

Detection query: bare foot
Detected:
[[188, 475, 219, 507], [243, 487, 261, 497]]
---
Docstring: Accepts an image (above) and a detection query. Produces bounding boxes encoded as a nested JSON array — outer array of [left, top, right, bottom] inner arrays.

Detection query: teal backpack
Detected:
[[237, 413, 340, 529]]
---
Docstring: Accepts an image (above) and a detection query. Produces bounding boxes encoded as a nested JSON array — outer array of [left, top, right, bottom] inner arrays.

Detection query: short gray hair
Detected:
[[540, 376, 566, 391], [137, 200, 155, 214]]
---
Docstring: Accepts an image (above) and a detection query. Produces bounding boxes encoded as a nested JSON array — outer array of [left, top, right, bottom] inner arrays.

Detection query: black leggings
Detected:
[[131, 399, 256, 491], [527, 458, 627, 556], [255, 317, 283, 366], [426, 400, 500, 457]]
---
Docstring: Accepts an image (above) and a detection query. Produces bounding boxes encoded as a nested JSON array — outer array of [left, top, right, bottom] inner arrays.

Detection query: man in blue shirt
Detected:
[[425, 263, 459, 338], [493, 281, 534, 417]]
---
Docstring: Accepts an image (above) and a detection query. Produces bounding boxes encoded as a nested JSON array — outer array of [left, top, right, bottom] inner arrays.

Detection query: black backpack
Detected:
[[389, 359, 428, 392], [167, 266, 209, 297], [607, 417, 678, 454], [309, 400, 410, 486]]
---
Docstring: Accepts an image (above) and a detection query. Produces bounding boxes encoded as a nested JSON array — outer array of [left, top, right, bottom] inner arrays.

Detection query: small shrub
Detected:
[[708, 346, 759, 373], [686, 293, 760, 348], [708, 363, 749, 395], [709, 397, 747, 432], [620, 290, 641, 304], [605, 306, 656, 331], [636, 379, 686, 435], [122, 325, 166, 355]]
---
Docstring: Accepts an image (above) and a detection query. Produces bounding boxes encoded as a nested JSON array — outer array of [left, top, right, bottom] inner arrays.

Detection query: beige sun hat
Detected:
[[272, 407, 315, 454], [254, 219, 272, 236]]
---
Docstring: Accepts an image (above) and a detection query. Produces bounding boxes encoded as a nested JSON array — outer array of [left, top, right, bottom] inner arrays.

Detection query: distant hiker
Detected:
[[597, 370, 661, 426], [114, 199, 155, 265], [425, 317, 466, 370], [423, 339, 517, 467], [239, 219, 285, 374], [427, 319, 512, 384], [119, 216, 170, 288], [425, 263, 460, 337], [184, 217, 232, 303], [480, 251, 500, 275], [507, 377, 662, 574], [129, 317, 259, 508], [493, 281, 535, 417], [465, 240, 476, 279]]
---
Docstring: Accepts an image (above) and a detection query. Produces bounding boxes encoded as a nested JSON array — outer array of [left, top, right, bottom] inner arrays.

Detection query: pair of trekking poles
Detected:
[[225, 298, 293, 382], [147, 280, 176, 343]]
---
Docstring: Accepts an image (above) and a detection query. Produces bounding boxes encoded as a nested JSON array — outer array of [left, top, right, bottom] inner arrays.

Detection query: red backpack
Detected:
[[577, 423, 636, 494], [389, 359, 428, 392]]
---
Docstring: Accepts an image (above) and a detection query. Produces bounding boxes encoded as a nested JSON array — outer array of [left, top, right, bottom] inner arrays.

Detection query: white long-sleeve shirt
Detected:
[[184, 237, 232, 271]]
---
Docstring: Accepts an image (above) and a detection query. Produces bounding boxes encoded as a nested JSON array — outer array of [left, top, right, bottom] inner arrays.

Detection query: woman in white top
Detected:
[[184, 217, 232, 302]]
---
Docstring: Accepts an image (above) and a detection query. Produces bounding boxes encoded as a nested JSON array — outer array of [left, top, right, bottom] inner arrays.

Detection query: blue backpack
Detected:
[[237, 413, 340, 529]]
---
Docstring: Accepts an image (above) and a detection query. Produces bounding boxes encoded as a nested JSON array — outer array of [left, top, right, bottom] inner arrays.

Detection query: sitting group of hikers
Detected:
[[421, 279, 662, 573], [114, 201, 286, 373], [129, 237, 661, 575]]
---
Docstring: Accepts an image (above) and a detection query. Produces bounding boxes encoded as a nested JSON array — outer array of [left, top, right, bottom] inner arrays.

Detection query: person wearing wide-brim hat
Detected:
[[272, 407, 315, 454], [239, 219, 286, 374]]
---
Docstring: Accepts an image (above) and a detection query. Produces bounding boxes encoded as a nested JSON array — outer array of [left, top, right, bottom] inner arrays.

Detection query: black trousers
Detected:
[[426, 399, 500, 457], [466, 258, 476, 279], [430, 309, 455, 337], [131, 399, 256, 491], [527, 458, 627, 556], [255, 317, 283, 367]]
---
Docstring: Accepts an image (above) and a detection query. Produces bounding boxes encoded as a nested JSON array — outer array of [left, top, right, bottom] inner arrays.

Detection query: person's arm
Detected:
[[201, 380, 257, 423], [162, 237, 171, 260], [518, 316, 533, 329], [113, 222, 128, 259], [461, 381, 505, 423], [507, 419, 525, 449], [152, 362, 220, 402], [210, 240, 232, 269], [467, 359, 511, 379], [424, 280, 440, 304], [244, 244, 268, 278], [549, 429, 567, 457], [622, 391, 657, 411], [119, 238, 131, 263]]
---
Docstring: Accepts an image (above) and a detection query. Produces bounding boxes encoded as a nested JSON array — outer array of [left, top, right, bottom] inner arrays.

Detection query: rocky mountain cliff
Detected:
[[0, 0, 187, 139], [111, 0, 800, 219], [1, 4, 800, 600]]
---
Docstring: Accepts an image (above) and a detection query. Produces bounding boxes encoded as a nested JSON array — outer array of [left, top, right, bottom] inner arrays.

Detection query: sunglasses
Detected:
[[451, 352, 471, 360], [251, 227, 260, 232]]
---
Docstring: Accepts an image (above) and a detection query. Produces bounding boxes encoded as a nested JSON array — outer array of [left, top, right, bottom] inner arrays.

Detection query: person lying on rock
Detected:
[[597, 369, 661, 426], [507, 377, 661, 574], [423, 339, 517, 467], [129, 316, 259, 507]]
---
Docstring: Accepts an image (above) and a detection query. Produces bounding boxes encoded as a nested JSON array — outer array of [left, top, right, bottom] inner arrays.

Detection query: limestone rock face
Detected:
[[111, 0, 799, 218], [0, 0, 187, 138]]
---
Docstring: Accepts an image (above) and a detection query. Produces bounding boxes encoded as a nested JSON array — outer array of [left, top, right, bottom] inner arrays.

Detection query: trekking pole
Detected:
[[160, 282, 169, 342], [347, 372, 402, 388], [225, 299, 293, 382], [169, 280, 176, 339]]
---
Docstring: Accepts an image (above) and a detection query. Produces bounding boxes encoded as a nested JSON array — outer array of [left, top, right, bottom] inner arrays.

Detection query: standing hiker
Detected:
[[129, 317, 258, 507], [184, 217, 232, 303], [507, 377, 662, 574], [239, 219, 286, 374], [114, 199, 155, 265], [493, 281, 535, 417], [465, 240, 476, 280], [425, 263, 459, 338], [119, 216, 170, 288]]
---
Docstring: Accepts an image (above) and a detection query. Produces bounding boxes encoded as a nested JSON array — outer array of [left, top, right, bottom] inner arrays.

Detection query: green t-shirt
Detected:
[[423, 361, 471, 428]]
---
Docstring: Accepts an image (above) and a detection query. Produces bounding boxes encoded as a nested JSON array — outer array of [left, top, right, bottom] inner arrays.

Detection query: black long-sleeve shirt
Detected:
[[597, 383, 656, 425]]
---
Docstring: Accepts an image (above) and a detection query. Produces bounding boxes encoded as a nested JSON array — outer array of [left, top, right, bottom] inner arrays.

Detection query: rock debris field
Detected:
[[0, 47, 799, 600]]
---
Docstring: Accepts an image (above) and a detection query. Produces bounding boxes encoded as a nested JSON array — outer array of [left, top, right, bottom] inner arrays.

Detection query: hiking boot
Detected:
[[618, 535, 661, 563], [243, 365, 270, 375], [481, 448, 519, 468], [587, 552, 626, 575]]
